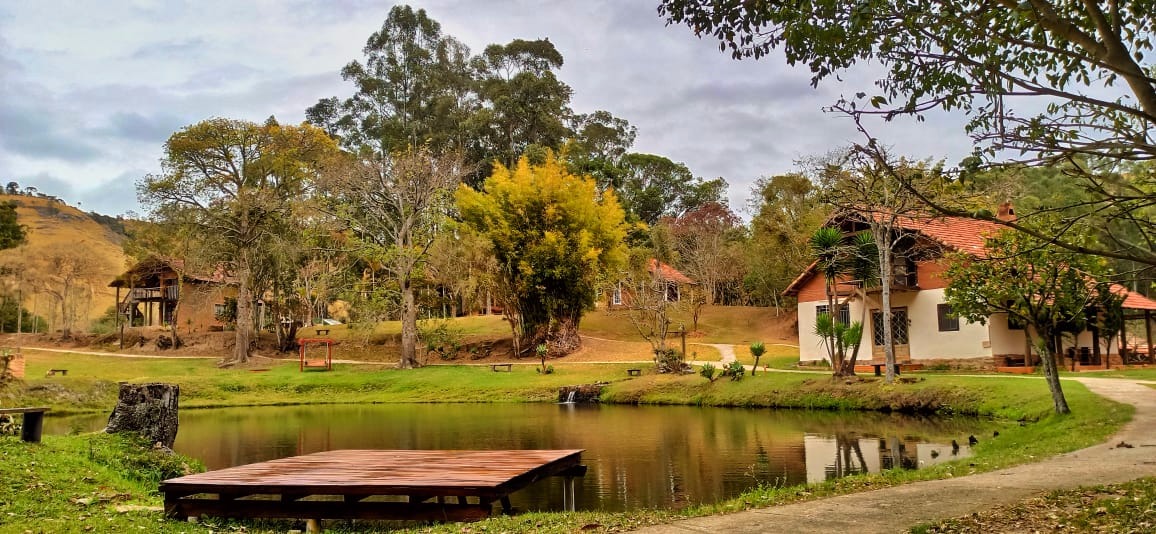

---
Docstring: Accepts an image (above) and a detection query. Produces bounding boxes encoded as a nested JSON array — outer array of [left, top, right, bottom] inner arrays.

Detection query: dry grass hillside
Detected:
[[0, 194, 128, 332]]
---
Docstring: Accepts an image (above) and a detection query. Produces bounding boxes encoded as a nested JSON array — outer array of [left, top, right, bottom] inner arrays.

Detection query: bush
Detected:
[[723, 360, 745, 381], [699, 362, 718, 382], [654, 348, 691, 374], [420, 319, 463, 361]]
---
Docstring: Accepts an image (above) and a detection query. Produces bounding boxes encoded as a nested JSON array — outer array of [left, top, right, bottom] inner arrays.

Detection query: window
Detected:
[[612, 285, 622, 305], [816, 304, 851, 326], [213, 304, 225, 316], [666, 283, 680, 302], [937, 303, 959, 332], [872, 308, 909, 346]]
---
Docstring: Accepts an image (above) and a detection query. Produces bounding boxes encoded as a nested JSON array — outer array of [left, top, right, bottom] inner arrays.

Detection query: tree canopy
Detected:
[[660, 1, 1156, 266], [456, 153, 627, 355], [138, 117, 339, 364]]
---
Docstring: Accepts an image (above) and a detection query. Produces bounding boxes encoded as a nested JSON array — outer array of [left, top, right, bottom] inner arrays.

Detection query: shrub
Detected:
[[749, 341, 766, 375], [420, 319, 463, 361], [699, 362, 718, 382], [723, 360, 745, 381], [654, 348, 690, 374]]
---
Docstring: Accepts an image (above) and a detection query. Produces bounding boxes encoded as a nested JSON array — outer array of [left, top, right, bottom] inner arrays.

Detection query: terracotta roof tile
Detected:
[[648, 259, 694, 285]]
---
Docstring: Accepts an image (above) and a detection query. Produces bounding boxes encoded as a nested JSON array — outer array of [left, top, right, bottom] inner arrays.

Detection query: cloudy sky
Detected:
[[0, 0, 974, 217]]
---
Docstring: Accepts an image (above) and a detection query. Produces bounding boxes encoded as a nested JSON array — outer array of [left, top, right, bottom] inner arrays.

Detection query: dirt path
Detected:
[[20, 346, 216, 359], [632, 377, 1156, 534]]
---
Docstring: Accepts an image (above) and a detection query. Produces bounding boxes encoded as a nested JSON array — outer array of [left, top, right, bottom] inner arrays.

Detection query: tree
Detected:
[[660, 1, 1156, 267], [668, 201, 744, 304], [749, 341, 766, 376], [457, 154, 627, 355], [31, 242, 106, 339], [746, 173, 828, 309], [138, 118, 338, 364], [943, 226, 1112, 414], [564, 110, 638, 191], [0, 202, 25, 251], [4, 182, 18, 195], [616, 226, 688, 373], [323, 146, 466, 368], [810, 227, 874, 377], [617, 153, 726, 226], [472, 38, 574, 173], [308, 5, 475, 155]]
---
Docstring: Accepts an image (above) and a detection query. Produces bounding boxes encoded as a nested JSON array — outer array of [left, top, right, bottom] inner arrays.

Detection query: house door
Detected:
[[871, 308, 911, 362]]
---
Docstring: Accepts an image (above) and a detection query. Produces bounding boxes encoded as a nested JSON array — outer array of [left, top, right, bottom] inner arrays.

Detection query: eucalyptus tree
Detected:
[[306, 5, 475, 154], [138, 118, 338, 364], [660, 1, 1156, 266], [472, 38, 574, 174]]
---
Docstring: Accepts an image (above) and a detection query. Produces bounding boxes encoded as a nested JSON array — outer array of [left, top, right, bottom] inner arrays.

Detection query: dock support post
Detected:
[[500, 496, 512, 514], [563, 477, 577, 511], [305, 518, 321, 533]]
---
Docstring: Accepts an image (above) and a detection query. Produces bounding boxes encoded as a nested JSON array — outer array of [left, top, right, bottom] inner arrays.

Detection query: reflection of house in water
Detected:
[[804, 433, 971, 483]]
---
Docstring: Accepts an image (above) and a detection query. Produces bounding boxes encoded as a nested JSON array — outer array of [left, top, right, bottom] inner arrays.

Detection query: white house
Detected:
[[784, 208, 1156, 370]]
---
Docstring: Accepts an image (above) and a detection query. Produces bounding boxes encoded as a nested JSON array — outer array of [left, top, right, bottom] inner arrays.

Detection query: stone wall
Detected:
[[558, 383, 605, 403]]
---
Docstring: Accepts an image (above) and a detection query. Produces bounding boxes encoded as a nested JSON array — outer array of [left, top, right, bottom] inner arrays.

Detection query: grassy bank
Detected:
[[0, 351, 1135, 533]]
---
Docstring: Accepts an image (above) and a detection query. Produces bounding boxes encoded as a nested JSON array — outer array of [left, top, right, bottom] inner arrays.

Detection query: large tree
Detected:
[[660, 1, 1156, 266], [668, 201, 744, 305], [139, 118, 337, 364], [307, 5, 474, 155], [746, 173, 827, 309], [457, 154, 627, 356], [617, 153, 727, 226], [322, 147, 466, 368], [471, 38, 574, 173], [944, 226, 1113, 414]]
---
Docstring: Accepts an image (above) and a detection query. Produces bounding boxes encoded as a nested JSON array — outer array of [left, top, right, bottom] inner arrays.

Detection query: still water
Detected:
[[49, 404, 987, 512]]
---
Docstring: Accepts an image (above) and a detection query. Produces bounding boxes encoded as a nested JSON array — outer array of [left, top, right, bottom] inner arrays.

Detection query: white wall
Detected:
[[900, 288, 991, 360], [988, 313, 1028, 357], [798, 298, 870, 363]]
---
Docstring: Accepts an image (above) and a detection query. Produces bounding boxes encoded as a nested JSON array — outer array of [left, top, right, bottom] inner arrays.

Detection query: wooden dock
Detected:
[[161, 449, 586, 526]]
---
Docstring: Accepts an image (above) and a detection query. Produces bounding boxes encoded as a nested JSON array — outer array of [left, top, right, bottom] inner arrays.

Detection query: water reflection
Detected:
[[47, 404, 989, 512]]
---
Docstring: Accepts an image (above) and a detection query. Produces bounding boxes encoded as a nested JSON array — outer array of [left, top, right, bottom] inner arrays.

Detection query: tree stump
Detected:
[[105, 382, 180, 449]]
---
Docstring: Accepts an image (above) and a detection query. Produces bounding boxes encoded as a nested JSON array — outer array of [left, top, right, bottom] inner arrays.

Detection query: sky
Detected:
[[0, 0, 974, 217]]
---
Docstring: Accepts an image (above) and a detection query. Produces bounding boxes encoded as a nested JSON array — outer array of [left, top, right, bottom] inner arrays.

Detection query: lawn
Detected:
[[0, 356, 1131, 534]]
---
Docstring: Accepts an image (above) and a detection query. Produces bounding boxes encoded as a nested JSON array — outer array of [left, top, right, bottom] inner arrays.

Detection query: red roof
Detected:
[[1111, 283, 1156, 311], [648, 259, 694, 285], [885, 215, 1004, 258]]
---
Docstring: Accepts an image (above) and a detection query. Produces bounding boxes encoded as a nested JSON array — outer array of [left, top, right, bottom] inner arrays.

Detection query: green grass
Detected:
[[4, 352, 650, 412], [0, 433, 202, 533], [0, 353, 1135, 534], [733, 344, 801, 368]]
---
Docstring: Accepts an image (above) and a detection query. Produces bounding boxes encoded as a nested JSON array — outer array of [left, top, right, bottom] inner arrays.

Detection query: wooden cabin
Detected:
[[109, 258, 236, 333]]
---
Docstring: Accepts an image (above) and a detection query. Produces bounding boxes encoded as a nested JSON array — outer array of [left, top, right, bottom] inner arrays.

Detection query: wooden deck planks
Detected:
[[161, 449, 585, 522]]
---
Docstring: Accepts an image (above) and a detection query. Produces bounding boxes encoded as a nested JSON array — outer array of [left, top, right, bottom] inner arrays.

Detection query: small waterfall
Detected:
[[564, 390, 577, 403]]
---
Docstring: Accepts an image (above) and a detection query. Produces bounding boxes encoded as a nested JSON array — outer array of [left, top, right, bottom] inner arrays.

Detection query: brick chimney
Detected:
[[997, 201, 1016, 222]]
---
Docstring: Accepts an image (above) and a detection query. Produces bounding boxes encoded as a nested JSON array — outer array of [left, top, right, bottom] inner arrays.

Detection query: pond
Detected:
[[48, 403, 990, 512]]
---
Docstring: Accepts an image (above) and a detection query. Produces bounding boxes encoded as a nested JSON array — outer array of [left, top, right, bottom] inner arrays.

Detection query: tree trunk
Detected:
[[233, 263, 254, 364], [399, 275, 419, 369], [549, 313, 582, 355], [105, 382, 180, 449], [1030, 328, 1071, 414], [880, 236, 896, 384]]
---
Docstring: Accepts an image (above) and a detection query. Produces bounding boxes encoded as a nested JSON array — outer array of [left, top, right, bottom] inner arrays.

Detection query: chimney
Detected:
[[997, 201, 1016, 222]]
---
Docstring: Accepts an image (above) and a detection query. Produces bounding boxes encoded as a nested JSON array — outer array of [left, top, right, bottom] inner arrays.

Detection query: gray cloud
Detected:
[[99, 111, 187, 143], [129, 37, 207, 60], [0, 103, 103, 162]]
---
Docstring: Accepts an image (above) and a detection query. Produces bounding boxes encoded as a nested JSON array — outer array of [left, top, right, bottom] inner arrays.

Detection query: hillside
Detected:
[[0, 194, 128, 332]]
